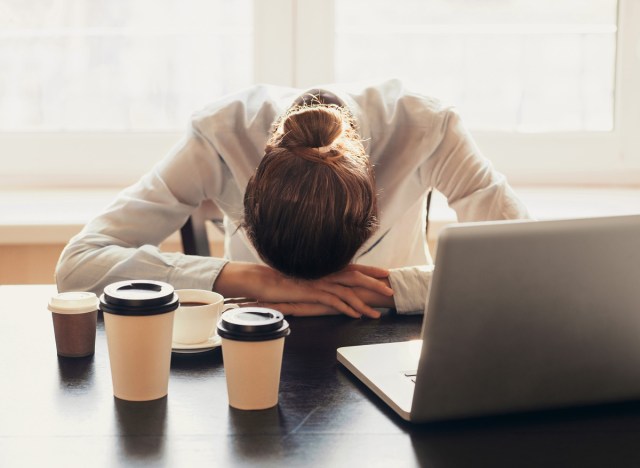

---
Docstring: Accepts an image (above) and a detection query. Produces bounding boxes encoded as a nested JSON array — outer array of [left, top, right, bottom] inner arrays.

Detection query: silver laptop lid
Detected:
[[412, 215, 640, 422]]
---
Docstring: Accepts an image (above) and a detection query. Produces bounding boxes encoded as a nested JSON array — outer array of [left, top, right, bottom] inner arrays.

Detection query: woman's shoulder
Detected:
[[351, 79, 453, 126], [189, 84, 298, 131]]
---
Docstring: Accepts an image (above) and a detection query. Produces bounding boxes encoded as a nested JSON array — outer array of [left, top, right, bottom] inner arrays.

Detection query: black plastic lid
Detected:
[[217, 307, 291, 342], [99, 280, 179, 316]]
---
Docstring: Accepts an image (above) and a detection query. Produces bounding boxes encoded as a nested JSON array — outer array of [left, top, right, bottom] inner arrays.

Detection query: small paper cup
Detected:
[[48, 292, 99, 358]]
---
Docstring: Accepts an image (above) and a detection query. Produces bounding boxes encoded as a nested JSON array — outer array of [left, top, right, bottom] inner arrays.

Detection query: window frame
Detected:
[[296, 0, 640, 186], [1, 0, 638, 189]]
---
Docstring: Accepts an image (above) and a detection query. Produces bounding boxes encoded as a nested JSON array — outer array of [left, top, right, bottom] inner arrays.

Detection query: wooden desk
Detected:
[[2, 285, 640, 467]]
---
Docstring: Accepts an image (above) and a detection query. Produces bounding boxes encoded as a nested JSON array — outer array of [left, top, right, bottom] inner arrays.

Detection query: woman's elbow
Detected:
[[55, 242, 101, 294]]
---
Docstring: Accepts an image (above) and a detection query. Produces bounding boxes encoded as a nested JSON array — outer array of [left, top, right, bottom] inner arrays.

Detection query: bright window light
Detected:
[[0, 0, 253, 131], [335, 0, 617, 132]]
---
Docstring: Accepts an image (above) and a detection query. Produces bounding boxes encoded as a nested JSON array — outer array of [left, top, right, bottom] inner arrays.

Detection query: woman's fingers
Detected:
[[217, 263, 392, 317], [259, 302, 340, 317], [343, 264, 390, 278], [242, 300, 359, 318], [258, 281, 363, 318], [309, 289, 364, 318], [314, 281, 381, 319], [327, 269, 394, 297], [247, 263, 385, 319]]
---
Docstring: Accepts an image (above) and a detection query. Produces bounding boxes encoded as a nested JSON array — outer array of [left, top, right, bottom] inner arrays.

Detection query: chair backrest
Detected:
[[181, 189, 433, 258], [180, 200, 224, 256]]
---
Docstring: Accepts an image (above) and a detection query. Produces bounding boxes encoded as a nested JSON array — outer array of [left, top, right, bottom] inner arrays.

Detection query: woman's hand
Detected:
[[214, 262, 394, 318], [250, 280, 398, 317]]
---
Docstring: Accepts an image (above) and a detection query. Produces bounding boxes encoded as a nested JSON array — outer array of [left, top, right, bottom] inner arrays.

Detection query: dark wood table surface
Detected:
[[2, 284, 640, 467]]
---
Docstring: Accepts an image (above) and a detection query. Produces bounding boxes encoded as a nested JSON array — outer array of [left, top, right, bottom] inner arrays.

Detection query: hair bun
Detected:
[[266, 104, 366, 166], [280, 106, 345, 150], [243, 102, 378, 279]]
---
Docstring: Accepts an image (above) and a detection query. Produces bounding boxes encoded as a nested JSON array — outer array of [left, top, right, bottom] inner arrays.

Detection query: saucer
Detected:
[[172, 335, 222, 354]]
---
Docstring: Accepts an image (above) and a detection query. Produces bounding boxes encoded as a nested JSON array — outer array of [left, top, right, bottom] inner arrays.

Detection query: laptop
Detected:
[[337, 214, 640, 422]]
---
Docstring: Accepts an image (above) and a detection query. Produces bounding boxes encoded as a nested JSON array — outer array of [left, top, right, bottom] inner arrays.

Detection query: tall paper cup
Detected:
[[217, 307, 290, 410], [100, 280, 179, 401]]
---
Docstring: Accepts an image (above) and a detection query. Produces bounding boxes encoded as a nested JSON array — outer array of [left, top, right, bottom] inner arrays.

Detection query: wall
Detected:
[[0, 240, 224, 286]]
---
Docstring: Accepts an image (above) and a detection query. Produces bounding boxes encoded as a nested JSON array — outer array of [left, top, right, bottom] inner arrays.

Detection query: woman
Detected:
[[55, 79, 529, 318]]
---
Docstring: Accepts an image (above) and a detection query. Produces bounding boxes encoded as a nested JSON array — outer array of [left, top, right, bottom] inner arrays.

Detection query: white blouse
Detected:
[[55, 79, 530, 314]]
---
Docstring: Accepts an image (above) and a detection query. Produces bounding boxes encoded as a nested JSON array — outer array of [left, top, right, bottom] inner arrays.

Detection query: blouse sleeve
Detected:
[[55, 123, 229, 296], [389, 108, 530, 315], [420, 108, 530, 221]]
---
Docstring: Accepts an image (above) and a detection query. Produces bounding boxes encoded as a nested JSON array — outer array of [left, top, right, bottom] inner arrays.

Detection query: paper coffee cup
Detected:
[[173, 289, 238, 345], [217, 307, 290, 410], [100, 280, 179, 402], [48, 292, 99, 358]]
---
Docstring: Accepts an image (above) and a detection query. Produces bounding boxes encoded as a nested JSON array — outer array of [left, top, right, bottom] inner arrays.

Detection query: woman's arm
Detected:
[[251, 265, 438, 317], [55, 126, 227, 296], [421, 108, 530, 221], [214, 262, 394, 318], [56, 123, 394, 318]]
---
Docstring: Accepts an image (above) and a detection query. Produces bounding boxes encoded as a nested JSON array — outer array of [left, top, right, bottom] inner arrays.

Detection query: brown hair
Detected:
[[243, 104, 378, 279]]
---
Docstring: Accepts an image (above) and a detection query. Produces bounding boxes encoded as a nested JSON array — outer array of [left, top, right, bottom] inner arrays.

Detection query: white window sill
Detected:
[[0, 189, 222, 245], [0, 187, 638, 245], [428, 187, 640, 236]]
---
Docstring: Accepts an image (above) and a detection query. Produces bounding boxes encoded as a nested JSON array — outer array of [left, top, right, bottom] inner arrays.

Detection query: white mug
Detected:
[[173, 289, 238, 345]]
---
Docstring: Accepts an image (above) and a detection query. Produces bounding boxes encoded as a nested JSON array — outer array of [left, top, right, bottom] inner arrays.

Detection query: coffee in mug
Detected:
[[173, 289, 238, 345], [217, 307, 290, 410], [100, 280, 179, 401], [48, 291, 99, 358]]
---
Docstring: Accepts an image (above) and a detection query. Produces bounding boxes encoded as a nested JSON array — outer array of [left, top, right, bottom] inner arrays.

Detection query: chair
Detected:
[[180, 200, 225, 256], [180, 190, 433, 257]]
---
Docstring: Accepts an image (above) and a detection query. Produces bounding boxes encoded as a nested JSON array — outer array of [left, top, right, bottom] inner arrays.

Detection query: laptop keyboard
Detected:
[[403, 371, 417, 384]]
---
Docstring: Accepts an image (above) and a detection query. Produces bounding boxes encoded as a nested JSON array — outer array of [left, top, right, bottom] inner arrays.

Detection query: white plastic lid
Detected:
[[48, 292, 99, 314]]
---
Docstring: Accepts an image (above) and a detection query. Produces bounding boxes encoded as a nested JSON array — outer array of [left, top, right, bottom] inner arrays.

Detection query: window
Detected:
[[1, 0, 253, 131], [334, 0, 617, 133], [2, 0, 639, 188], [298, 0, 639, 185]]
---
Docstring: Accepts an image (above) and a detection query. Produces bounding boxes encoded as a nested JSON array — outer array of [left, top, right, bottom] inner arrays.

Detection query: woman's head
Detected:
[[243, 103, 378, 279]]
